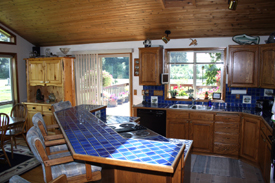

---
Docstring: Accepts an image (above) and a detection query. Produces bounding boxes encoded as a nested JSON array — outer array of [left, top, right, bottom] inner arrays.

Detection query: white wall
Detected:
[[41, 36, 268, 105], [0, 23, 34, 102]]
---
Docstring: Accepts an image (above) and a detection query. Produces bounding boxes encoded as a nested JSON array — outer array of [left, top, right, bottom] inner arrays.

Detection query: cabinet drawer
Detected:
[[214, 133, 239, 144], [167, 111, 189, 119], [27, 105, 42, 111], [214, 143, 239, 156], [215, 114, 240, 122], [190, 113, 214, 121], [214, 122, 239, 134], [43, 105, 52, 112]]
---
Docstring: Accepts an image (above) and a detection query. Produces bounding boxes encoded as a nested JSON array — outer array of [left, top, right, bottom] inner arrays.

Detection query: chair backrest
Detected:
[[52, 101, 72, 112], [0, 113, 9, 142], [10, 103, 28, 120], [26, 126, 49, 183], [32, 112, 48, 136]]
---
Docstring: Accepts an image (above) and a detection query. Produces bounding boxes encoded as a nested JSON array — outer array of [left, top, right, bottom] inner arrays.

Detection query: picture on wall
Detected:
[[242, 95, 251, 104]]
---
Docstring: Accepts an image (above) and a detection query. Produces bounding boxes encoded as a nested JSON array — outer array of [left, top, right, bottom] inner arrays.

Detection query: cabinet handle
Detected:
[[42, 114, 45, 117], [49, 108, 51, 111], [32, 107, 36, 109]]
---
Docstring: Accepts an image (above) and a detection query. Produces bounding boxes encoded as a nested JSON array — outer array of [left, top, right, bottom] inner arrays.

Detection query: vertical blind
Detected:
[[75, 54, 102, 105]]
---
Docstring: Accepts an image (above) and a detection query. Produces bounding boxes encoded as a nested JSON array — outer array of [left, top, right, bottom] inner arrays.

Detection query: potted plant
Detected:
[[205, 91, 209, 99], [169, 89, 178, 98]]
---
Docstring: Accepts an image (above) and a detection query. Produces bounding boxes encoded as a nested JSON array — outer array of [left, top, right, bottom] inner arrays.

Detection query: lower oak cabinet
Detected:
[[189, 120, 214, 153], [166, 110, 189, 139], [240, 115, 260, 163]]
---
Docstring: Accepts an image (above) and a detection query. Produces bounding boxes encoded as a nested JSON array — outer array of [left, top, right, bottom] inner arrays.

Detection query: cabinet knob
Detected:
[[32, 107, 36, 109], [42, 114, 45, 117]]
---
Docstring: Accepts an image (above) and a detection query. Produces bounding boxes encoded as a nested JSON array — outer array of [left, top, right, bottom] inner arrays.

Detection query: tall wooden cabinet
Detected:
[[23, 57, 76, 130], [139, 47, 163, 85], [228, 45, 259, 87]]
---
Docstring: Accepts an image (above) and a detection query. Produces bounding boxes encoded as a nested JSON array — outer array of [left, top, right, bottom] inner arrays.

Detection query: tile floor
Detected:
[[190, 154, 267, 183]]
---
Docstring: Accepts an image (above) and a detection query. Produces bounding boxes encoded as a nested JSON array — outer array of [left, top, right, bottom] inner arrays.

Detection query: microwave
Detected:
[[161, 73, 169, 84]]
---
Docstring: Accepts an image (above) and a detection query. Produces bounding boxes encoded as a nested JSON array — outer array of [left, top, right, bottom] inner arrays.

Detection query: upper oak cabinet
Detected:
[[28, 59, 62, 86], [259, 44, 275, 89], [139, 47, 163, 85], [228, 45, 259, 88]]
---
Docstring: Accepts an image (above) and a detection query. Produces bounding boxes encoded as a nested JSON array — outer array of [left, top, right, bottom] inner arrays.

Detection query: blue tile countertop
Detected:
[[99, 115, 140, 125], [54, 106, 192, 173], [133, 103, 274, 128]]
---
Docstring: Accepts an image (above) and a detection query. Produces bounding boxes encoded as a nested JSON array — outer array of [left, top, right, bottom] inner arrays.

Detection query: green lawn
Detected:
[[0, 87, 12, 102], [0, 104, 12, 114]]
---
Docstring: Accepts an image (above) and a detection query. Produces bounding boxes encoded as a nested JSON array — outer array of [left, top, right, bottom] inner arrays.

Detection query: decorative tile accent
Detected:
[[55, 106, 187, 167]]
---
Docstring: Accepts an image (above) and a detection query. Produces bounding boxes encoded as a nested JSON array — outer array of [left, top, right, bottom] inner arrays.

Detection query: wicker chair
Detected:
[[27, 126, 102, 183], [0, 113, 11, 167]]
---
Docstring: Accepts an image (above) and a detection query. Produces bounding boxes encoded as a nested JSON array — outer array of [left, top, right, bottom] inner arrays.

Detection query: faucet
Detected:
[[192, 98, 196, 106]]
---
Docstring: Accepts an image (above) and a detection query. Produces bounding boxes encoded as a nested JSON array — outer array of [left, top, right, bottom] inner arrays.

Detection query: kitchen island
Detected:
[[54, 105, 192, 183]]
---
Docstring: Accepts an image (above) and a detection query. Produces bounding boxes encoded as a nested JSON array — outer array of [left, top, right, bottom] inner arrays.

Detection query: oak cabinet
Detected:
[[166, 111, 189, 139], [259, 44, 275, 89], [28, 60, 62, 86], [214, 113, 240, 156], [189, 120, 214, 153], [240, 116, 260, 163], [258, 120, 272, 183], [228, 45, 259, 87], [139, 47, 163, 85]]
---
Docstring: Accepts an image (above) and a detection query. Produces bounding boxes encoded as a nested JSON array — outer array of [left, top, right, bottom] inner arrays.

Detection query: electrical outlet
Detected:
[[236, 94, 240, 99]]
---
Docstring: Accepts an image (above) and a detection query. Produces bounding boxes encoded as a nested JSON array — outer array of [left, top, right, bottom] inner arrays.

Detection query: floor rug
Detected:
[[0, 145, 40, 183], [191, 154, 245, 178]]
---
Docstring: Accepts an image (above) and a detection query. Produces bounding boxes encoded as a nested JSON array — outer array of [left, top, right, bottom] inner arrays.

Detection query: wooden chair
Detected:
[[27, 126, 102, 183], [6, 103, 29, 152], [0, 113, 12, 167]]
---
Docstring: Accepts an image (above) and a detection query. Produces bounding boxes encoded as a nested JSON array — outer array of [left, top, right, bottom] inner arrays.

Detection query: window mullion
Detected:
[[193, 52, 196, 99]]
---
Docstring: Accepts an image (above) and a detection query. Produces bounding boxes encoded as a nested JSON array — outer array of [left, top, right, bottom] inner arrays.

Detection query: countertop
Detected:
[[133, 103, 274, 129], [99, 115, 140, 124], [54, 105, 192, 173]]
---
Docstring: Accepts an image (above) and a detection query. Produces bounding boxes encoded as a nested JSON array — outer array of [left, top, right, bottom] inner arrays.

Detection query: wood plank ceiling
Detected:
[[0, 0, 274, 46]]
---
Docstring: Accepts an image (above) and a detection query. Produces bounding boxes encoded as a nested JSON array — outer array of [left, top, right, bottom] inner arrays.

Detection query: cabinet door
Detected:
[[258, 131, 266, 173], [28, 61, 45, 86], [27, 111, 37, 130], [139, 47, 163, 85], [189, 120, 214, 153], [259, 44, 275, 89], [240, 116, 260, 162], [228, 45, 259, 87], [44, 60, 62, 86], [167, 119, 189, 139]]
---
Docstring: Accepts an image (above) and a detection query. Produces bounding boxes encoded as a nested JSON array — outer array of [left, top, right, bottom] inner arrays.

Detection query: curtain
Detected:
[[75, 54, 102, 105]]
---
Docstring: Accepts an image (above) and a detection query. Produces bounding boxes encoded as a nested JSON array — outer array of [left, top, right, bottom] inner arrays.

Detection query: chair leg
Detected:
[[13, 136, 17, 149], [1, 145, 11, 167], [10, 136, 14, 159], [22, 133, 31, 152]]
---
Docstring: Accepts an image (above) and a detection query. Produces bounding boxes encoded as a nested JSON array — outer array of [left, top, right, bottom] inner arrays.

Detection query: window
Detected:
[[0, 53, 19, 113], [0, 26, 16, 44], [165, 48, 226, 101]]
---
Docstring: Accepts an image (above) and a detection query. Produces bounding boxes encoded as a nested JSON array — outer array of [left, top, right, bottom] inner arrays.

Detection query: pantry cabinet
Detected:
[[139, 47, 163, 85], [240, 115, 260, 163], [228, 45, 259, 87], [24, 57, 76, 130], [259, 44, 275, 89]]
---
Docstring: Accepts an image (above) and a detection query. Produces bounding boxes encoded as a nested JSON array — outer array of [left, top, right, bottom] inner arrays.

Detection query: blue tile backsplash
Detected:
[[143, 84, 275, 108]]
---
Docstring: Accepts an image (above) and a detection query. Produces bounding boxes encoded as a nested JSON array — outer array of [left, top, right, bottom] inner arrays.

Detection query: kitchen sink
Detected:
[[169, 104, 212, 110], [169, 104, 191, 109]]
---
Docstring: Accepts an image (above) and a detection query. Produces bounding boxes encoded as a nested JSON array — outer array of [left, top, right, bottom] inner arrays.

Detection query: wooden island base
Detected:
[[100, 151, 191, 183]]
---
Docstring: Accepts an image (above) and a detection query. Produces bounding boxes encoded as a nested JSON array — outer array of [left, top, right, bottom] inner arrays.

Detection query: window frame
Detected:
[[0, 26, 17, 45], [164, 47, 227, 102], [0, 52, 19, 107]]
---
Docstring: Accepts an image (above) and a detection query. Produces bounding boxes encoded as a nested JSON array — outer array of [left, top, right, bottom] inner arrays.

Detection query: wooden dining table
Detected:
[[9, 116, 25, 126]]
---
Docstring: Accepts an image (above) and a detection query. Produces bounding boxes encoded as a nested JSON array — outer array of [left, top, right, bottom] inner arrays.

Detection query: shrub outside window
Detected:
[[164, 48, 226, 102]]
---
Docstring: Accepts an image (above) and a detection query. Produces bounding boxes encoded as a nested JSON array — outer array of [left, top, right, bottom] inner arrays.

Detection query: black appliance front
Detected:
[[137, 109, 166, 137]]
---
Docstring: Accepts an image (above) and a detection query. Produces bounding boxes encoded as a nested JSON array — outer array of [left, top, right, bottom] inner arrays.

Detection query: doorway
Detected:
[[99, 54, 132, 116]]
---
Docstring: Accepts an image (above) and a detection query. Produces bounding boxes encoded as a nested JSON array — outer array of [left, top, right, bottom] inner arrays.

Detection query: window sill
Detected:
[[165, 97, 225, 103]]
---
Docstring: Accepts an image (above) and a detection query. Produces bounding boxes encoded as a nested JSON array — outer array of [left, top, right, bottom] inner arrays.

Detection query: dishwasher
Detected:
[[137, 109, 166, 137]]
